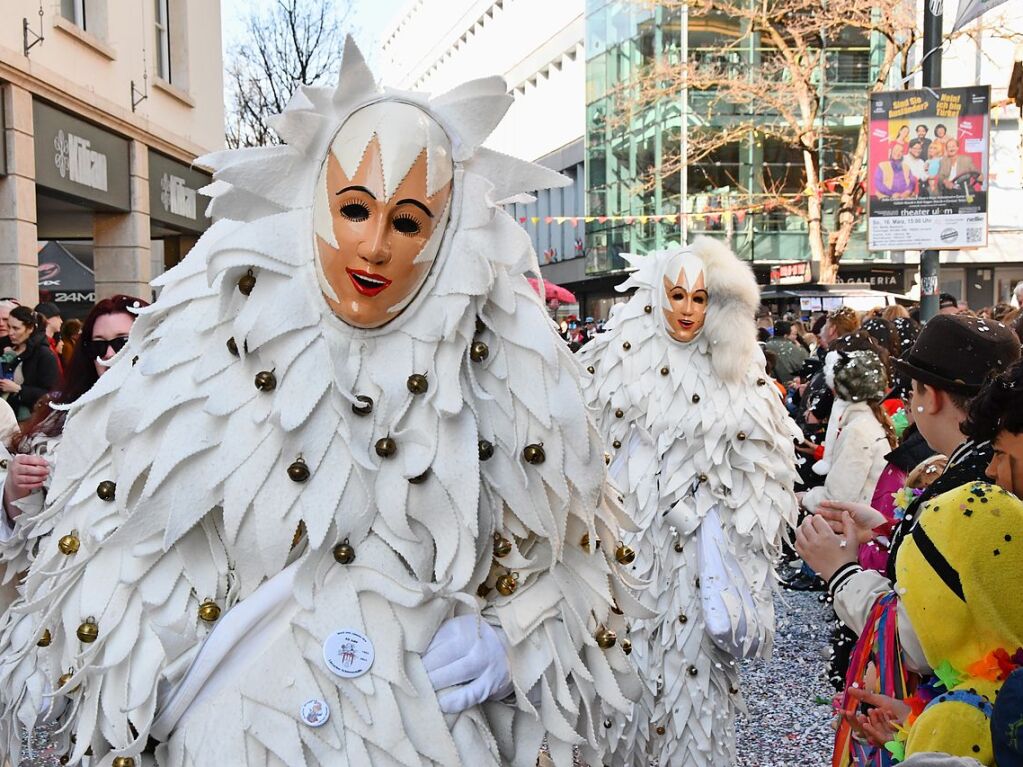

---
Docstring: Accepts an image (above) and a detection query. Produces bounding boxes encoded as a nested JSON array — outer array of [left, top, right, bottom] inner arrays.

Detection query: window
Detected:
[[61, 0, 86, 28], [155, 0, 171, 81]]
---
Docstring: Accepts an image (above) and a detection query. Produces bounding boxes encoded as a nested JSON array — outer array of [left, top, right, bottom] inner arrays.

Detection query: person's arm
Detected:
[[830, 566, 930, 673]]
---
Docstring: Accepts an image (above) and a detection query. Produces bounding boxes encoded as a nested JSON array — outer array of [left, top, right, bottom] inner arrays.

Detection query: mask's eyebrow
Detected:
[[394, 199, 433, 218], [337, 185, 376, 198]]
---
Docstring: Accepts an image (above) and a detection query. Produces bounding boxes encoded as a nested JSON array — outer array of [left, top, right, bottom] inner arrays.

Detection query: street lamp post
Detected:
[[919, 0, 943, 321]]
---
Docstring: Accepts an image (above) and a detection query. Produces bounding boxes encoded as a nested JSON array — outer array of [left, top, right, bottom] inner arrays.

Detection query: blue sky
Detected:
[[220, 0, 409, 66]]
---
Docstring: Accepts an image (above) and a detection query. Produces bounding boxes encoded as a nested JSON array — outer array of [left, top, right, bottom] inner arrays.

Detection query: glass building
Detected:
[[584, 1, 882, 287]]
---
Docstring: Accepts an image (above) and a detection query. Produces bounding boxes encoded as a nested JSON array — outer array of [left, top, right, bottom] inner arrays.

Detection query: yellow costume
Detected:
[[896, 482, 1023, 764]]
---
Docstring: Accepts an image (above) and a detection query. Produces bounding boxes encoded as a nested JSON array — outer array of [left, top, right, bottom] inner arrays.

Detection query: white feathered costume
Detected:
[[579, 241, 799, 766], [0, 39, 642, 767]]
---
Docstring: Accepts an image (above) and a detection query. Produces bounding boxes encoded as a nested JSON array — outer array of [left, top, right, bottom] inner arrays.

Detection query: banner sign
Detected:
[[867, 86, 990, 251], [953, 0, 1010, 30]]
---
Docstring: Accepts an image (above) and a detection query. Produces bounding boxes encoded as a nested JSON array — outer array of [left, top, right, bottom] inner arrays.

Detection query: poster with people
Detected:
[[867, 86, 990, 251]]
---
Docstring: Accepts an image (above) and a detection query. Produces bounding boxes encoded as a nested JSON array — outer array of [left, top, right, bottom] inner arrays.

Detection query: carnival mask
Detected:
[[662, 258, 708, 343], [314, 104, 453, 328]]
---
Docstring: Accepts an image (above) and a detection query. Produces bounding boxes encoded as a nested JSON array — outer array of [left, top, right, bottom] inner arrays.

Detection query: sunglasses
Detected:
[[84, 336, 129, 358]]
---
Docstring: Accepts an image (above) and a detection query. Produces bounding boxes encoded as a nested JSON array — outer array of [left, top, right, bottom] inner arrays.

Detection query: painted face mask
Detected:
[[661, 251, 708, 343], [313, 102, 453, 328]]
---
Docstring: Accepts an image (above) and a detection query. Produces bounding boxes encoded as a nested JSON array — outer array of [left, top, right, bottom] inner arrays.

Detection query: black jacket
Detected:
[[8, 334, 60, 417], [884, 425, 934, 475]]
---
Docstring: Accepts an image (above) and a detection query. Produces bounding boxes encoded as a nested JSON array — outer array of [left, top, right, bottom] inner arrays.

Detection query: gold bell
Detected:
[[644, 305, 652, 313], [522, 443, 545, 465], [57, 668, 79, 693], [332, 539, 355, 565], [58, 533, 80, 555], [493, 534, 512, 558], [614, 409, 624, 418], [470, 341, 489, 363], [198, 599, 221, 623], [615, 543, 636, 565], [495, 572, 518, 596], [112, 757, 136, 767], [656, 725, 666, 736], [737, 431, 747, 441], [375, 437, 397, 458], [287, 458, 310, 483], [660, 367, 669, 376], [586, 366, 595, 374], [580, 533, 591, 552], [226, 337, 239, 356], [692, 394, 701, 403], [238, 269, 256, 296], [478, 439, 494, 461], [37, 629, 52, 647], [76, 618, 98, 644], [621, 637, 633, 655], [352, 395, 373, 416], [254, 370, 277, 392], [612, 439, 621, 449], [96, 481, 116, 502], [595, 625, 617, 649], [622, 341, 631, 351], [407, 373, 429, 395], [756, 378, 766, 387], [674, 541, 684, 553]]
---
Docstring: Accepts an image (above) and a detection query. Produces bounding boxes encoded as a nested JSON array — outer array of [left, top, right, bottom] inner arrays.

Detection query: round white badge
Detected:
[[322, 629, 375, 679], [300, 698, 330, 728]]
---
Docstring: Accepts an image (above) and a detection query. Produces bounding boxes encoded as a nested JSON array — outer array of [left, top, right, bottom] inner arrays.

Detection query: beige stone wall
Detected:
[[0, 0, 223, 303], [0, 0, 224, 160]]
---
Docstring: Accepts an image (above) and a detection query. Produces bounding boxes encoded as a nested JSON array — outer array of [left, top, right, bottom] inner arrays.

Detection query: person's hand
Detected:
[[816, 500, 887, 545], [844, 688, 910, 746], [795, 441, 818, 457], [795, 512, 857, 582], [0, 379, 20, 394], [423, 615, 513, 714], [3, 455, 50, 519]]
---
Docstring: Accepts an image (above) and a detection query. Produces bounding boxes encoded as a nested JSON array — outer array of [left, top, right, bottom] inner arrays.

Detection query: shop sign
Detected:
[[148, 150, 212, 233], [769, 262, 811, 285], [835, 268, 906, 291], [33, 100, 130, 210]]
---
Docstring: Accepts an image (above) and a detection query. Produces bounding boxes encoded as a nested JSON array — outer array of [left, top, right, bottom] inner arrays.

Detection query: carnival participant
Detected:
[[579, 241, 800, 766], [0, 38, 640, 767]]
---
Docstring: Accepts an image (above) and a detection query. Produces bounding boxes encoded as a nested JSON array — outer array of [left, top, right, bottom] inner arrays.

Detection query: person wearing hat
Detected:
[[796, 314, 1020, 678], [939, 293, 961, 315]]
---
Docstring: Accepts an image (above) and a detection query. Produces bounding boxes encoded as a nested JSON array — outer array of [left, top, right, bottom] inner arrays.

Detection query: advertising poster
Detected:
[[867, 86, 990, 251]]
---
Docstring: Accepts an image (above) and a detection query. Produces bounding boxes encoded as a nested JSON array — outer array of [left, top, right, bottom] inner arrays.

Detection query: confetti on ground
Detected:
[[735, 588, 835, 767]]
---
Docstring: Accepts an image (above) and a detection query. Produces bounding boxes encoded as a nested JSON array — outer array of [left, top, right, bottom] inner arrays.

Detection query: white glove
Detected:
[[422, 614, 513, 714]]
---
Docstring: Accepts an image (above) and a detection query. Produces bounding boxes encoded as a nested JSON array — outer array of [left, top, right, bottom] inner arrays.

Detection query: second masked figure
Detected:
[[580, 240, 800, 767]]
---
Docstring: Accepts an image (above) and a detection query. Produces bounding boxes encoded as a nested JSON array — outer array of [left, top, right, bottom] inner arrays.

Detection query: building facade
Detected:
[[378, 0, 592, 315], [583, 0, 1023, 315], [0, 0, 224, 308]]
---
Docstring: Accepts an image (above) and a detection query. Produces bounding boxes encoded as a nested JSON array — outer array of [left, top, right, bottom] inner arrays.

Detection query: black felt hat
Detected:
[[893, 314, 1021, 395]]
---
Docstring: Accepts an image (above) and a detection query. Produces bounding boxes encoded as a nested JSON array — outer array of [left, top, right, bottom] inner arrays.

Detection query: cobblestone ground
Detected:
[[735, 588, 836, 767]]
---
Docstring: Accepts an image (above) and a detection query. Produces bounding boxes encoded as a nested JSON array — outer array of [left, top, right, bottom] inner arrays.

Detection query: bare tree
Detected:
[[610, 0, 917, 281], [225, 0, 353, 148]]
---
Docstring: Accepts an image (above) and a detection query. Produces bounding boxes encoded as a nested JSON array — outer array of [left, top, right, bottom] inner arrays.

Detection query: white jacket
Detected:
[[802, 401, 890, 513]]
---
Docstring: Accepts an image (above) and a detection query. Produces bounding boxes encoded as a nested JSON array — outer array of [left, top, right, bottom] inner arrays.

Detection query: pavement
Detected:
[[735, 588, 836, 767]]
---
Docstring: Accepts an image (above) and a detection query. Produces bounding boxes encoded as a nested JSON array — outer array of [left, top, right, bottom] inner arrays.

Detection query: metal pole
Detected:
[[919, 0, 943, 321]]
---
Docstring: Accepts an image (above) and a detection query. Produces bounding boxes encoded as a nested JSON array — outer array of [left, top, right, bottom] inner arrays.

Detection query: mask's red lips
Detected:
[[346, 268, 392, 297], [678, 318, 695, 328]]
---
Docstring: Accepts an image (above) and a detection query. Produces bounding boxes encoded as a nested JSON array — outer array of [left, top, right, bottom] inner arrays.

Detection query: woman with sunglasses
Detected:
[[1, 296, 148, 557]]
